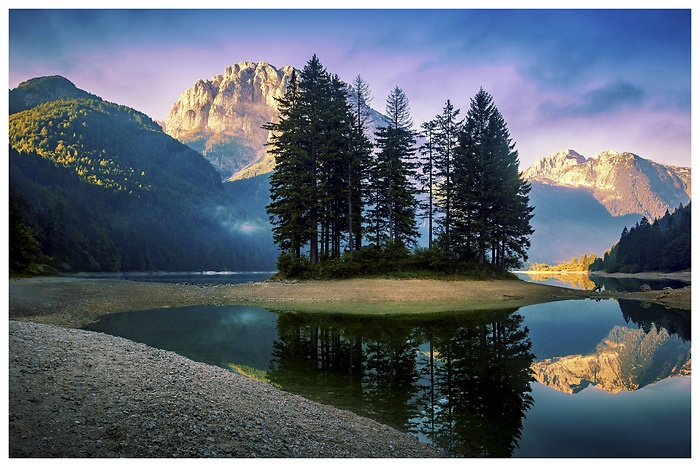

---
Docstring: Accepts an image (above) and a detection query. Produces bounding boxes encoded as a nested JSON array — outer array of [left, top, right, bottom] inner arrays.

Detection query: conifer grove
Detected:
[[265, 55, 534, 277]]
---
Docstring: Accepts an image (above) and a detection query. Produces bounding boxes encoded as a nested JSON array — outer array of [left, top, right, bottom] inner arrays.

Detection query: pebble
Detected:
[[9, 321, 444, 458]]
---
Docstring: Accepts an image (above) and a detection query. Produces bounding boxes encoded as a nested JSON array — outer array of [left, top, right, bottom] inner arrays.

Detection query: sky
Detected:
[[5, 3, 694, 169]]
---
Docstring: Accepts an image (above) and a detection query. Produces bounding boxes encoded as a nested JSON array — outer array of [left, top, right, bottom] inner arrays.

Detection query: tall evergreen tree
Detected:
[[263, 71, 309, 258], [431, 100, 462, 253], [419, 120, 437, 249], [346, 75, 375, 254], [317, 73, 354, 258], [369, 87, 420, 248], [485, 108, 534, 267], [452, 88, 533, 267], [265, 55, 365, 264]]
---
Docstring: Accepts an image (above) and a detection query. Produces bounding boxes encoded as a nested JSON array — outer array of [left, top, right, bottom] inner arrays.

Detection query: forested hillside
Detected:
[[9, 77, 278, 273], [590, 203, 691, 273]]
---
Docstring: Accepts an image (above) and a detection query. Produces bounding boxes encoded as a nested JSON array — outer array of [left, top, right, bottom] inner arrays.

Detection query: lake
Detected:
[[83, 298, 691, 458], [514, 271, 690, 292], [66, 271, 275, 285]]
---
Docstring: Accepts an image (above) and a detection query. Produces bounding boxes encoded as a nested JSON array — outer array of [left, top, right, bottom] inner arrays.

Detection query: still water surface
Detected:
[[514, 272, 689, 292], [84, 298, 691, 457], [67, 271, 274, 285]]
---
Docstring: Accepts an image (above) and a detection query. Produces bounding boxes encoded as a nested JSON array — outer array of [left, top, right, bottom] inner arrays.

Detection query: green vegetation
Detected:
[[529, 253, 599, 272], [273, 244, 519, 281], [9, 80, 278, 274], [267, 55, 534, 279], [590, 203, 691, 273]]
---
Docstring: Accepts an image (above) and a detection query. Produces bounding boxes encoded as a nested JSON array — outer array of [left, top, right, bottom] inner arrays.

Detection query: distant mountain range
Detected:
[[523, 149, 691, 219], [9, 69, 692, 271], [523, 149, 691, 264]]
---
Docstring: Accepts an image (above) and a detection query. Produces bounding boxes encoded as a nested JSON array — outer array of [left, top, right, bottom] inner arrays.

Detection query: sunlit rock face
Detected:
[[165, 62, 296, 180], [531, 326, 691, 394], [523, 150, 691, 219]]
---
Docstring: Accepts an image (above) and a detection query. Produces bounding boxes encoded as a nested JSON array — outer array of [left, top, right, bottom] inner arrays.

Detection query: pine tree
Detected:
[[264, 70, 309, 258], [485, 107, 534, 267], [431, 100, 462, 253], [369, 87, 420, 248], [346, 75, 374, 254], [453, 89, 494, 261], [265, 55, 367, 265], [452, 88, 533, 267], [317, 73, 354, 258], [419, 120, 436, 249]]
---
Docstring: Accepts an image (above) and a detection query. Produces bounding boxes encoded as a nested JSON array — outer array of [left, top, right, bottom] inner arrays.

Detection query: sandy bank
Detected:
[[9, 275, 691, 329]]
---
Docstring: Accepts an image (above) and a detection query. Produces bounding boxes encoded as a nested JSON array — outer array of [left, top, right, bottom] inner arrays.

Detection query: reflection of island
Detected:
[[532, 301, 691, 394], [266, 310, 534, 457]]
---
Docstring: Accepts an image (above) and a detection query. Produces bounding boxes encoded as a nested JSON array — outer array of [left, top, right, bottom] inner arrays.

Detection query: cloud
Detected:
[[539, 81, 645, 119]]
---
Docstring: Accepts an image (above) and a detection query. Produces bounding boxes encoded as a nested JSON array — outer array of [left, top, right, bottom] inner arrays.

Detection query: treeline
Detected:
[[266, 55, 533, 278], [590, 203, 691, 273], [529, 253, 599, 272], [9, 87, 279, 274]]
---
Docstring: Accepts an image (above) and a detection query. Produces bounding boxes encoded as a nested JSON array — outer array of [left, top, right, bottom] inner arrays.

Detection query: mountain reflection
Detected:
[[532, 300, 691, 394], [267, 310, 534, 457]]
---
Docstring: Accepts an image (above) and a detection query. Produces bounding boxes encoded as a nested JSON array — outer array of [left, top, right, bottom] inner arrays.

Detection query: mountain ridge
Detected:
[[164, 61, 296, 180], [523, 149, 691, 220], [523, 149, 691, 264], [8, 76, 278, 272], [165, 61, 390, 181], [9, 75, 102, 114]]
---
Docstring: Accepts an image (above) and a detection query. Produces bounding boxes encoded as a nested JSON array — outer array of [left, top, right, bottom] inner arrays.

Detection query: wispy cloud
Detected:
[[540, 81, 646, 119], [8, 8, 691, 168]]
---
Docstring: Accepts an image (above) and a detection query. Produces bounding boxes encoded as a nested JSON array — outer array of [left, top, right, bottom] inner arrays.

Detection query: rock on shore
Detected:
[[9, 321, 443, 458]]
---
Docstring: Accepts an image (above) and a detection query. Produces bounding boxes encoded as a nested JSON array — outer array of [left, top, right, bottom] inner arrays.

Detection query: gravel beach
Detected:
[[8, 275, 690, 458], [9, 320, 443, 458]]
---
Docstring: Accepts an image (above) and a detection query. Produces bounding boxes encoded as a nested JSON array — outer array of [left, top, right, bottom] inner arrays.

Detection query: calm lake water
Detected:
[[514, 272, 690, 292], [66, 271, 275, 284], [83, 297, 691, 458]]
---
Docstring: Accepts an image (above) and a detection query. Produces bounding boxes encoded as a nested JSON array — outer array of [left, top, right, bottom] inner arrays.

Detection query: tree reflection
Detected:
[[267, 309, 534, 457], [618, 299, 691, 342]]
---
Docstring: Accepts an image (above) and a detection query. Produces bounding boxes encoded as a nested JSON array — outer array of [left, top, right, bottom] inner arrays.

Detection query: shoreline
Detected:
[[515, 270, 692, 281], [9, 274, 691, 328], [8, 275, 691, 458]]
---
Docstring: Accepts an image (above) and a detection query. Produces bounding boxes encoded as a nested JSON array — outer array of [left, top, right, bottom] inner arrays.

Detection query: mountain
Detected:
[[532, 324, 690, 394], [165, 61, 389, 181], [524, 149, 691, 219], [9, 76, 278, 273], [164, 62, 295, 181], [524, 150, 691, 264], [9, 75, 102, 114]]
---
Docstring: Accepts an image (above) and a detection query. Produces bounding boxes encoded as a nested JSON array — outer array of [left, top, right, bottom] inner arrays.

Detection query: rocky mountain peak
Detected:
[[525, 149, 586, 177], [164, 61, 296, 179], [524, 149, 691, 220]]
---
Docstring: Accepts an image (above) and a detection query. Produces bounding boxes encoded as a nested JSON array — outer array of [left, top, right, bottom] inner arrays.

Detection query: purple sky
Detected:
[[7, 7, 693, 169]]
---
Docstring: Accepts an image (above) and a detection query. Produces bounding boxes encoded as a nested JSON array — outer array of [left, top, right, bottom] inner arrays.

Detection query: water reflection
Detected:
[[83, 298, 691, 457], [524, 299, 690, 395], [515, 272, 689, 292], [268, 310, 534, 457], [532, 321, 690, 394], [516, 272, 597, 290]]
